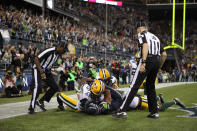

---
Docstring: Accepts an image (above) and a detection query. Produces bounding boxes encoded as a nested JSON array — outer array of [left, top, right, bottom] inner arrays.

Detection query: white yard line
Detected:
[[0, 82, 196, 120]]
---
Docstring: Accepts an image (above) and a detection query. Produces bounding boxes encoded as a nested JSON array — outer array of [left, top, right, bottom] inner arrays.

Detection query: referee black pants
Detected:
[[29, 68, 59, 109], [120, 56, 160, 114]]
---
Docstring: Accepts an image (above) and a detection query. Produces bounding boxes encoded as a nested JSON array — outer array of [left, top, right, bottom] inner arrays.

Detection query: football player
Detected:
[[104, 73, 186, 112], [57, 79, 114, 115], [97, 68, 122, 89], [127, 93, 186, 111], [129, 56, 138, 83], [97, 68, 124, 109]]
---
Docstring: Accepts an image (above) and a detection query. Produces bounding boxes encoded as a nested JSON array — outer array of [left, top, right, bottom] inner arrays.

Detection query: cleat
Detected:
[[174, 98, 186, 108], [147, 113, 159, 119], [112, 111, 127, 118], [58, 105, 65, 111], [36, 100, 47, 111], [159, 93, 165, 104], [28, 108, 35, 114]]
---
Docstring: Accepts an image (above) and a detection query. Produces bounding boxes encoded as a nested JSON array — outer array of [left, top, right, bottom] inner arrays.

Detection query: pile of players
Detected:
[[55, 68, 186, 115]]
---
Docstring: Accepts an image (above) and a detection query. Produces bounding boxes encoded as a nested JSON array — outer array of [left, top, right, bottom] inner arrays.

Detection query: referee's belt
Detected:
[[147, 55, 160, 59], [42, 68, 51, 73]]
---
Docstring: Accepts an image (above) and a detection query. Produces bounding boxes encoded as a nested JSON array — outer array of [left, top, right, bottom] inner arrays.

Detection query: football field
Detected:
[[0, 83, 197, 131]]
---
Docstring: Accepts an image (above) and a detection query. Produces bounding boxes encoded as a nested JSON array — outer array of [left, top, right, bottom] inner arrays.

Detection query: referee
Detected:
[[28, 43, 68, 114], [113, 22, 167, 118]]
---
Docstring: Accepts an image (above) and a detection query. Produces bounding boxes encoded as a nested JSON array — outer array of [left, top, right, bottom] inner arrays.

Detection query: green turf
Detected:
[[156, 83, 197, 107], [0, 90, 76, 105], [0, 83, 197, 131]]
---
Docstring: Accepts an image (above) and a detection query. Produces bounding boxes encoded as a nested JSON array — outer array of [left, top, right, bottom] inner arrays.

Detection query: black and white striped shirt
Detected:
[[138, 31, 164, 56], [33, 47, 59, 69]]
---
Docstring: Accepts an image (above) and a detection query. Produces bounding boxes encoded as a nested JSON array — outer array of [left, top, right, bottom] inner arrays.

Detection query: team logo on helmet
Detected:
[[90, 80, 105, 95]]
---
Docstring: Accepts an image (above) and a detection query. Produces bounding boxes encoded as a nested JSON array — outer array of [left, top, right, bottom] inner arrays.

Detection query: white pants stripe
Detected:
[[58, 95, 78, 110], [31, 69, 38, 108], [120, 60, 142, 110]]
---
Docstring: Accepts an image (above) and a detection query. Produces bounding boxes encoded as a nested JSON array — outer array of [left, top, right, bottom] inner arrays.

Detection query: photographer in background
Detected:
[[2, 69, 18, 97], [15, 66, 24, 94], [59, 67, 70, 91], [112, 58, 121, 86]]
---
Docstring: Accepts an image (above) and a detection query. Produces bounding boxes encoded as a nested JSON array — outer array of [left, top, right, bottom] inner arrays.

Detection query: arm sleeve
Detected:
[[138, 32, 147, 46], [38, 47, 55, 59], [103, 89, 111, 105]]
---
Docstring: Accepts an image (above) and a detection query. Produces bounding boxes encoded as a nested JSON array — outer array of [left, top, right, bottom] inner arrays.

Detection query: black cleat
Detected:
[[28, 108, 35, 114], [159, 93, 165, 104], [174, 98, 186, 108], [36, 100, 47, 111], [147, 113, 159, 119], [58, 105, 65, 111], [112, 111, 127, 118]]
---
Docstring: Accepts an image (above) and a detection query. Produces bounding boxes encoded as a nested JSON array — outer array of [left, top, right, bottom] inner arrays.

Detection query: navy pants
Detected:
[[105, 86, 123, 111]]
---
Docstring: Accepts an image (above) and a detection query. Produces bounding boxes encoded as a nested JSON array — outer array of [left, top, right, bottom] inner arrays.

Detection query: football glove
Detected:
[[79, 98, 88, 109], [99, 102, 110, 114]]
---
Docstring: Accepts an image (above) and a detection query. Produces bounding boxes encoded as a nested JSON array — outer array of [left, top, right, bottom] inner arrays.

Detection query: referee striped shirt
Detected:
[[138, 31, 164, 56], [33, 47, 59, 69]]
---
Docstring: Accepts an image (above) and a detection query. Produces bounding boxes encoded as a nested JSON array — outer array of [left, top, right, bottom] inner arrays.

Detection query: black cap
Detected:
[[136, 21, 147, 28]]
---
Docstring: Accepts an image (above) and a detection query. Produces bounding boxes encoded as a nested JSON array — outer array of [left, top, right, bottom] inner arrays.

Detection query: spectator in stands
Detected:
[[2, 48, 12, 65], [88, 63, 97, 79], [15, 66, 24, 94], [67, 67, 75, 91], [120, 65, 127, 85], [157, 71, 163, 83], [2, 69, 18, 97], [112, 58, 121, 85], [64, 57, 72, 68], [59, 67, 70, 91], [75, 57, 84, 70]]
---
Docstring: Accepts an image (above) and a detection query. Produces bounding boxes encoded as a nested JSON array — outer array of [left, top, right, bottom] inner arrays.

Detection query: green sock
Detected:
[[160, 101, 175, 111]]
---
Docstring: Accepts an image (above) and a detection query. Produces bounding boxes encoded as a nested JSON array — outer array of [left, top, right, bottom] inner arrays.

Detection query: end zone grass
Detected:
[[0, 83, 197, 131]]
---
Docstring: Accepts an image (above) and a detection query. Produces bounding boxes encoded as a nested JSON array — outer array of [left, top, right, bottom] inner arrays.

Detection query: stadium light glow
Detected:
[[83, 0, 122, 6]]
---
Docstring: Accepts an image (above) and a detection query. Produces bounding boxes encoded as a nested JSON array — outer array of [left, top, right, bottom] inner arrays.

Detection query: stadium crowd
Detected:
[[0, 1, 139, 55], [0, 43, 196, 98], [54, 0, 148, 38]]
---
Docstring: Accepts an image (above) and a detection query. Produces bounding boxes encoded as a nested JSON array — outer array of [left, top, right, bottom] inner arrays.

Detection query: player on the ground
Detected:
[[99, 71, 186, 112], [57, 79, 117, 115], [126, 93, 186, 111]]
